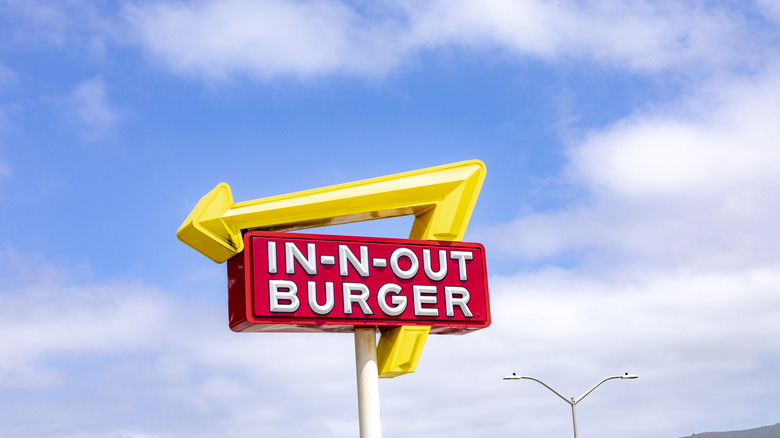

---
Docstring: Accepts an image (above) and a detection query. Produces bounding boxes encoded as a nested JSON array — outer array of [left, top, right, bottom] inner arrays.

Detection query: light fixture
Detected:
[[503, 372, 638, 438]]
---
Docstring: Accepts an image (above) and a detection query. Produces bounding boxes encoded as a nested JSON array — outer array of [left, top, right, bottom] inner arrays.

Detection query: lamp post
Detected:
[[503, 372, 638, 438]]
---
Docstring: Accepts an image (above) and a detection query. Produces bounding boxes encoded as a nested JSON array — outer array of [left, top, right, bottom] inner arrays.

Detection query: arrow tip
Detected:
[[177, 183, 242, 263]]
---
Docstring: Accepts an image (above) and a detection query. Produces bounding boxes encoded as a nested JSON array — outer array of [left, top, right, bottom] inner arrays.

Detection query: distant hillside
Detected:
[[678, 423, 780, 438]]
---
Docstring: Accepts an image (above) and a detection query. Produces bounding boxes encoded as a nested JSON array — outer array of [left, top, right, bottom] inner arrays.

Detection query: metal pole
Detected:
[[570, 398, 578, 438], [354, 327, 382, 438]]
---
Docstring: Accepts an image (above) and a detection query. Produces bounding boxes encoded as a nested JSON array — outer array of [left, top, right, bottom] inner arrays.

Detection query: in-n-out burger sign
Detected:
[[228, 231, 490, 334]]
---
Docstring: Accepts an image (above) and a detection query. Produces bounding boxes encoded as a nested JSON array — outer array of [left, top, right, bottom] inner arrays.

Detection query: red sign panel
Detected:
[[228, 231, 490, 334]]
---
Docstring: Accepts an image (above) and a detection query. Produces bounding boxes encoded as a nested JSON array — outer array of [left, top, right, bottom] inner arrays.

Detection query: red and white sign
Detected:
[[228, 231, 490, 334]]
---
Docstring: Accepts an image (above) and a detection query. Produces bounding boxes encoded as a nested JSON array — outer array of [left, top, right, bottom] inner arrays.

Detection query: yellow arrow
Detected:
[[177, 160, 486, 263], [177, 159, 486, 378]]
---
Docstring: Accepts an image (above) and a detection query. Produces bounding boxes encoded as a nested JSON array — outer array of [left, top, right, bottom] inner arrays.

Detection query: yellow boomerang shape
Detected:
[[177, 159, 486, 377]]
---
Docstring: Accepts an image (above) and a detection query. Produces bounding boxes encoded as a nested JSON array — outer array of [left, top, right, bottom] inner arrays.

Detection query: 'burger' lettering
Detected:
[[269, 279, 299, 312], [343, 283, 373, 315], [445, 286, 473, 317], [307, 281, 335, 315], [378, 283, 406, 316], [413, 285, 438, 317]]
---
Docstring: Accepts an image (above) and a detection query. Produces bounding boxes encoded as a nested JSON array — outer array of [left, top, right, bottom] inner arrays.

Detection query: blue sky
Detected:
[[2, 1, 780, 437]]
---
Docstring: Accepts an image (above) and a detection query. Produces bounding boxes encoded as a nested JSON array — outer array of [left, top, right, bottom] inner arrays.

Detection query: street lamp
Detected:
[[503, 372, 638, 438]]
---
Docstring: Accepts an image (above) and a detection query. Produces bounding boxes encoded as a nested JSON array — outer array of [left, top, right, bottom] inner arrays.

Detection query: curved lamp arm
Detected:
[[573, 376, 620, 404], [574, 373, 639, 404], [520, 376, 573, 405]]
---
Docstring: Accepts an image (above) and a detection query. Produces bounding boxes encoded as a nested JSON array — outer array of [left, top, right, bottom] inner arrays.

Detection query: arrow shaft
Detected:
[[221, 170, 476, 240]]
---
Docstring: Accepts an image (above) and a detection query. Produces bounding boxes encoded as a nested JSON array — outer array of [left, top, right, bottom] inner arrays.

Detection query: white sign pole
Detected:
[[354, 327, 382, 438]]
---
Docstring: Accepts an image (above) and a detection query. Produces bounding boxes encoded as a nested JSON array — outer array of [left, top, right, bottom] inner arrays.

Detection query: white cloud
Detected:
[[123, 0, 408, 81], [403, 0, 747, 72], [2, 1, 773, 83], [122, 0, 763, 81], [476, 63, 780, 272], [64, 75, 120, 139], [0, 246, 362, 436], [0, 1, 70, 45], [0, 247, 170, 389], [569, 68, 780, 199], [0, 63, 17, 90], [757, 0, 780, 24], [0, 1, 111, 56]]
